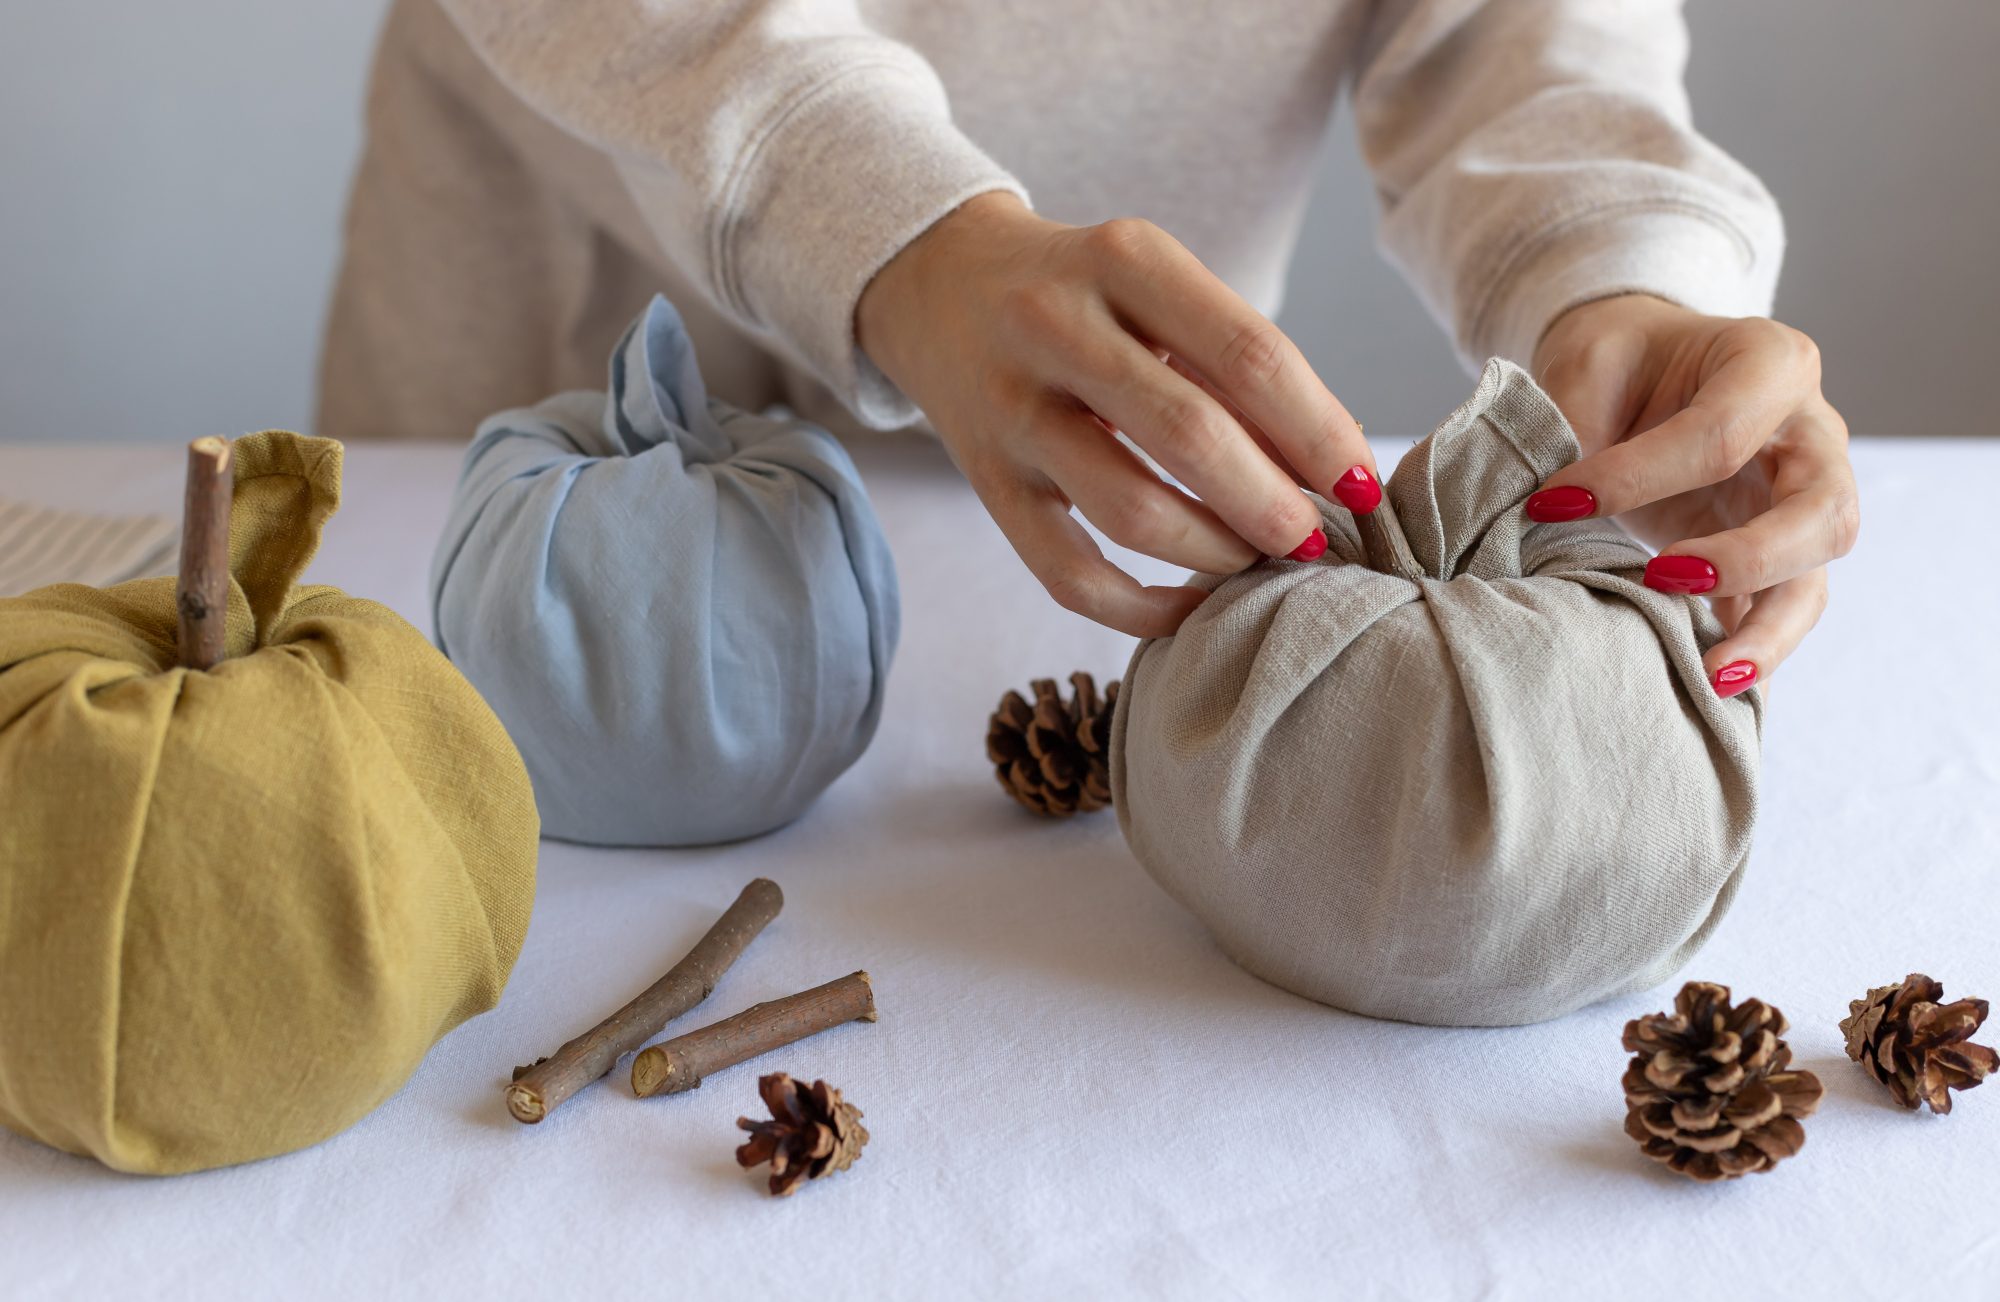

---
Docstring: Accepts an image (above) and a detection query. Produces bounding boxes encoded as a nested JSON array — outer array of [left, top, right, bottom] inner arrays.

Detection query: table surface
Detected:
[[1, 435, 1996, 1301]]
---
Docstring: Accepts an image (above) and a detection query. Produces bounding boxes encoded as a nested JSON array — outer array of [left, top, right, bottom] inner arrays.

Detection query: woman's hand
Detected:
[[856, 193, 1376, 637], [1530, 294, 1860, 697]]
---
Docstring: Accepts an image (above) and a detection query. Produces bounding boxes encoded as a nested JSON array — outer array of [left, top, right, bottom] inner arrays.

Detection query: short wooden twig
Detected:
[[505, 877, 785, 1124], [631, 971, 877, 1099], [175, 436, 233, 669], [1354, 493, 1423, 581]]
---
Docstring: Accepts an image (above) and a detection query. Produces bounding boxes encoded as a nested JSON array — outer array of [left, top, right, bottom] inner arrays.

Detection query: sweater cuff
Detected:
[[1472, 205, 1784, 369], [713, 60, 1027, 430]]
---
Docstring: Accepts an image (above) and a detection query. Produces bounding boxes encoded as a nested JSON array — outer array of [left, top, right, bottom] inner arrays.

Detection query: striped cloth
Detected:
[[0, 499, 179, 597]]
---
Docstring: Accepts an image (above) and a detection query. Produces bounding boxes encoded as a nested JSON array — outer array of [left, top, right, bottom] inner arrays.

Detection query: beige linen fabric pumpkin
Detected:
[[1111, 360, 1761, 1027], [0, 433, 538, 1174]]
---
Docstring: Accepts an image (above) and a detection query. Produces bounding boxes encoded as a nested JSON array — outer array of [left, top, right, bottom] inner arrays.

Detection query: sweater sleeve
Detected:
[[1349, 0, 1784, 369], [435, 0, 1027, 428]]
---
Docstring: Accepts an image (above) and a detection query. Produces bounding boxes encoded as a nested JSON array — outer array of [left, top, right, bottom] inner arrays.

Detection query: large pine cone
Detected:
[[986, 673, 1118, 817], [1839, 973, 1997, 1114], [1621, 981, 1824, 1181], [735, 1073, 868, 1197]]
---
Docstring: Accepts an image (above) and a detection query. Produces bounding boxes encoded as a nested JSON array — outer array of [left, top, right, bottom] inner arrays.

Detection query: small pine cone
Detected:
[[1839, 973, 1997, 1114], [735, 1073, 869, 1197], [1621, 981, 1824, 1182], [986, 672, 1119, 817]]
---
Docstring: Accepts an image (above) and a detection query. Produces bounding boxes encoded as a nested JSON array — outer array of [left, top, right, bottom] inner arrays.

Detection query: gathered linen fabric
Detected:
[[0, 433, 539, 1175], [430, 296, 900, 847], [1111, 360, 1762, 1028]]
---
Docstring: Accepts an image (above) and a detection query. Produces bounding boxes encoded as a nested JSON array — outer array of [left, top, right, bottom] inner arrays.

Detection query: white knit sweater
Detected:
[[408, 0, 1784, 431]]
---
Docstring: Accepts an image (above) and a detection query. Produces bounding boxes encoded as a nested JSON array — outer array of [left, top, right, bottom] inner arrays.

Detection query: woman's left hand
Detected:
[[1529, 294, 1860, 698]]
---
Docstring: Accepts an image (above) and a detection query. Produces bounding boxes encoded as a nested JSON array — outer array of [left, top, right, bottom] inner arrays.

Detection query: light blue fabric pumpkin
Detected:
[[431, 296, 899, 846]]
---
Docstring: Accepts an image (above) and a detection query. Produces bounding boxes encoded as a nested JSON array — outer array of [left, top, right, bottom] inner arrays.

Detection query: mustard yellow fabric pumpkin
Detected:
[[0, 432, 538, 1174]]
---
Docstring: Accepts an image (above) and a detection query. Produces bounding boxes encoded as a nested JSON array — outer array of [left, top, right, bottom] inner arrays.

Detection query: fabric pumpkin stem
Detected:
[[174, 437, 233, 670]]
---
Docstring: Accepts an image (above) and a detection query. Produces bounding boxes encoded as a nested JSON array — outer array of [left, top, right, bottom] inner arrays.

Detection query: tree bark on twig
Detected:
[[1354, 493, 1422, 582], [506, 877, 785, 1124], [631, 971, 877, 1099], [175, 436, 233, 670]]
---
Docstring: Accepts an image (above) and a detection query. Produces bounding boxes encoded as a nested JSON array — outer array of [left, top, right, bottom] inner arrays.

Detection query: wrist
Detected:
[[856, 191, 1037, 387]]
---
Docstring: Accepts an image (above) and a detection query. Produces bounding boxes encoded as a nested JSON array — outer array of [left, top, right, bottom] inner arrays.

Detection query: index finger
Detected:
[[1096, 226, 1380, 514], [1539, 321, 1818, 516], [1064, 332, 1327, 561]]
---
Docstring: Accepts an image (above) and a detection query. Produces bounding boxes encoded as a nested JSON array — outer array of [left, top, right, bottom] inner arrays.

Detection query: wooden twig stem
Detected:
[[175, 436, 233, 669], [1353, 493, 1423, 582], [631, 971, 877, 1099], [505, 877, 785, 1124]]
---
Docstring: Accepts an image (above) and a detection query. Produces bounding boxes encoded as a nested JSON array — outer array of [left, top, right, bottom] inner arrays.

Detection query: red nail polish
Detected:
[[1644, 554, 1718, 595], [1331, 465, 1382, 515], [1284, 528, 1327, 562], [1525, 485, 1597, 523], [1712, 660, 1758, 698]]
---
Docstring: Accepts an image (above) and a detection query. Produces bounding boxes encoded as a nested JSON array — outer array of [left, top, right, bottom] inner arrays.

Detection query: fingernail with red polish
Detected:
[[1525, 485, 1597, 523], [1284, 528, 1327, 562], [1331, 465, 1382, 515], [1712, 660, 1758, 698], [1644, 554, 1718, 595]]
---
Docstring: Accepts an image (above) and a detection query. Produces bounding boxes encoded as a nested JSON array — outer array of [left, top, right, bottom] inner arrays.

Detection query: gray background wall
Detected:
[[2, 1, 1995, 444]]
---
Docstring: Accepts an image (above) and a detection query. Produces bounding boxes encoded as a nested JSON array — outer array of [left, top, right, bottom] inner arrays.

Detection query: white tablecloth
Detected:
[[1, 435, 1995, 1301]]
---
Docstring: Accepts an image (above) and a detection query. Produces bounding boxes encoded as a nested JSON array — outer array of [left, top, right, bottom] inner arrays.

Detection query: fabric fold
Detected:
[[1112, 359, 1761, 1027]]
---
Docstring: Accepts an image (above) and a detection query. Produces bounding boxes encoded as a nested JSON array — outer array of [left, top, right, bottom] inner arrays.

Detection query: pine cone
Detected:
[[1839, 973, 1997, 1114], [735, 1073, 869, 1197], [986, 673, 1118, 817], [1621, 981, 1824, 1181]]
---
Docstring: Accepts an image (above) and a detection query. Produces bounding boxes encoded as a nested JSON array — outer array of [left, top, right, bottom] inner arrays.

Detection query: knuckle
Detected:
[[1695, 422, 1746, 482], [1253, 494, 1318, 553], [1742, 318, 1820, 379], [1153, 396, 1228, 468], [1781, 324, 1823, 378], [1101, 490, 1170, 549], [1700, 408, 1763, 479], [1734, 536, 1776, 589], [1216, 322, 1289, 393], [1085, 217, 1162, 266], [1826, 488, 1862, 557], [1042, 566, 1104, 618]]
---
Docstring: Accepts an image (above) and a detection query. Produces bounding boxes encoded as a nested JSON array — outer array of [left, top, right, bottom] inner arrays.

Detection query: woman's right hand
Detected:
[[855, 193, 1377, 637]]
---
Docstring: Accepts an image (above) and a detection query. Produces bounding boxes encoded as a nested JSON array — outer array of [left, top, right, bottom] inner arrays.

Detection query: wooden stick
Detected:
[[175, 436, 233, 669], [631, 971, 877, 1099], [505, 877, 785, 1124], [1354, 493, 1424, 582]]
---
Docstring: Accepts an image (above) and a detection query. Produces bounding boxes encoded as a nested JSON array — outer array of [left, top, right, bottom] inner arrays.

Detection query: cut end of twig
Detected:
[[631, 1046, 679, 1099], [189, 435, 232, 468], [854, 970, 878, 1022], [504, 1083, 548, 1124]]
